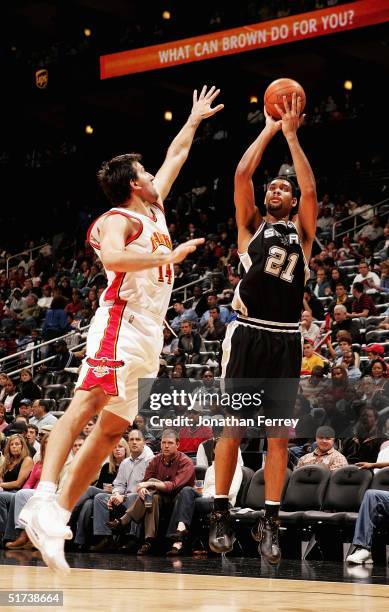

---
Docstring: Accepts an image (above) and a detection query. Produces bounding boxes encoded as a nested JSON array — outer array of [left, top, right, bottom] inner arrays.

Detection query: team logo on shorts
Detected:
[[86, 357, 124, 377]]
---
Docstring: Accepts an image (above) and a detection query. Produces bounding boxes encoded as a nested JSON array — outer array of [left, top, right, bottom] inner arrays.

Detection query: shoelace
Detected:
[[211, 512, 230, 538]]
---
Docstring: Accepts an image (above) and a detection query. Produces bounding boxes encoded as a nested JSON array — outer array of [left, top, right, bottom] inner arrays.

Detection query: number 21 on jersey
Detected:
[[157, 264, 173, 284], [264, 246, 299, 283]]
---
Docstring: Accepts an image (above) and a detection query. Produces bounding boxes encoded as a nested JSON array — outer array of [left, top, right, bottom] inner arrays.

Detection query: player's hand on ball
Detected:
[[264, 107, 282, 133], [274, 92, 305, 137], [191, 85, 224, 121], [170, 238, 205, 264]]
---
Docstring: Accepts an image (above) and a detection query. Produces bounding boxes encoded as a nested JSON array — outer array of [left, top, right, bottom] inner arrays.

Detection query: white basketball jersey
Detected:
[[87, 204, 174, 320]]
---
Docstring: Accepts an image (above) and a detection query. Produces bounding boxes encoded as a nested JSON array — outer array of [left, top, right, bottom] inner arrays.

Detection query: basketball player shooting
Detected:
[[209, 93, 317, 564], [20, 85, 223, 572]]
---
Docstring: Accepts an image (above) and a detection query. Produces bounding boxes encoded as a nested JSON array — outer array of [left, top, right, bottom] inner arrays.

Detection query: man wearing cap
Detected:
[[18, 399, 33, 420], [170, 300, 198, 334], [29, 400, 58, 432], [296, 426, 348, 471]]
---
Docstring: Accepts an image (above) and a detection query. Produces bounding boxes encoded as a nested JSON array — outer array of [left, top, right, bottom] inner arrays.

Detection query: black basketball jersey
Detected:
[[233, 220, 309, 325]]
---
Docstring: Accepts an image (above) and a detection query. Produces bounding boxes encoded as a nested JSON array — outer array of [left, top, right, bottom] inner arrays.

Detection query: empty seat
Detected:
[[280, 465, 330, 526], [371, 467, 389, 492], [203, 340, 221, 353], [33, 372, 54, 386], [43, 384, 69, 401], [52, 370, 77, 385], [56, 398, 73, 412], [231, 468, 290, 526]]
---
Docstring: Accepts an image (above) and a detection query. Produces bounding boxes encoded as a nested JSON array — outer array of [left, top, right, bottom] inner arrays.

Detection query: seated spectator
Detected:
[[177, 320, 203, 364], [331, 305, 361, 343], [165, 439, 243, 555], [196, 433, 244, 468], [347, 282, 377, 319], [37, 285, 53, 309], [38, 338, 80, 372], [352, 261, 381, 294], [26, 424, 40, 455], [361, 344, 385, 376], [301, 340, 325, 375], [375, 225, 389, 261], [328, 334, 360, 367], [356, 360, 389, 404], [107, 429, 195, 555], [170, 300, 198, 334], [161, 327, 179, 360], [303, 286, 325, 320], [17, 369, 41, 402], [190, 285, 209, 318], [2, 379, 23, 421], [312, 268, 331, 298], [301, 310, 321, 344], [0, 373, 11, 403], [342, 407, 383, 464], [346, 487, 389, 565], [29, 399, 58, 432], [89, 430, 154, 552], [0, 434, 33, 536], [328, 282, 353, 315], [178, 407, 213, 454], [337, 351, 362, 380], [132, 415, 158, 452], [296, 426, 348, 471], [200, 306, 226, 341], [355, 215, 383, 243], [355, 439, 389, 473], [299, 366, 328, 407], [199, 293, 230, 326], [82, 417, 97, 438], [65, 290, 84, 316], [4, 433, 49, 549]]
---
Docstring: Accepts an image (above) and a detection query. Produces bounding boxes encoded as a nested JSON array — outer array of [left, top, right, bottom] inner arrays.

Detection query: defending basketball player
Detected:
[[19, 85, 223, 572], [209, 93, 317, 563]]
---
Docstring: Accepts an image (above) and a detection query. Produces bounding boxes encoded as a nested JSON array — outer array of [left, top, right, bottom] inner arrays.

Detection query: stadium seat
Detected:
[[304, 466, 372, 559], [203, 340, 221, 353], [52, 370, 77, 385], [56, 398, 73, 412], [371, 467, 389, 491], [43, 384, 69, 401], [33, 372, 54, 386]]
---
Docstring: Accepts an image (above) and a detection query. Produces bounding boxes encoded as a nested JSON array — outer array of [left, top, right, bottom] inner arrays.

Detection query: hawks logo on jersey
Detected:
[[86, 357, 124, 377], [150, 231, 173, 252]]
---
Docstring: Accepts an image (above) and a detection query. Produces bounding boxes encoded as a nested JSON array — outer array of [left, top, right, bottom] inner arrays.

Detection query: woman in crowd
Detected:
[[4, 434, 49, 548], [0, 404, 7, 433], [17, 369, 41, 401], [0, 434, 33, 539], [357, 359, 389, 403]]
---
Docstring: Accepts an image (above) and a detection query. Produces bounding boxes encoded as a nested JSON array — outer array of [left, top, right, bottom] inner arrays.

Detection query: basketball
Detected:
[[264, 78, 306, 120]]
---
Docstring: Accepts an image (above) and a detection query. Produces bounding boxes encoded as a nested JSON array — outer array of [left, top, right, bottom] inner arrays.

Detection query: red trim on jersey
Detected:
[[86, 210, 144, 250], [104, 272, 126, 302], [78, 300, 126, 396]]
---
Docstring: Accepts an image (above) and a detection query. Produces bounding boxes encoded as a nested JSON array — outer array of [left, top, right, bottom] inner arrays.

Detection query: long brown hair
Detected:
[[108, 437, 130, 474], [0, 434, 29, 478]]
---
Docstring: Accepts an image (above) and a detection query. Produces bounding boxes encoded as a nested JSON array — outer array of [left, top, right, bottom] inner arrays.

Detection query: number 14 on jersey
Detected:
[[157, 264, 173, 284]]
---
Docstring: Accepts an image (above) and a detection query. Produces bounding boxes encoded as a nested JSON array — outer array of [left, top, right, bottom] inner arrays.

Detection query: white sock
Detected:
[[36, 481, 56, 496], [214, 495, 229, 499]]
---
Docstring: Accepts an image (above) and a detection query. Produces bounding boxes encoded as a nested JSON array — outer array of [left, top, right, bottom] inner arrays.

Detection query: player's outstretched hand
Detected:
[[191, 86, 224, 121], [170, 238, 205, 264]]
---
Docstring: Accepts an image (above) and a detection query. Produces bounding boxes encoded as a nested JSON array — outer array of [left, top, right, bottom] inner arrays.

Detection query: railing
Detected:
[[6, 243, 49, 278], [0, 325, 90, 377], [166, 274, 213, 313], [0, 274, 213, 376], [332, 197, 389, 242]]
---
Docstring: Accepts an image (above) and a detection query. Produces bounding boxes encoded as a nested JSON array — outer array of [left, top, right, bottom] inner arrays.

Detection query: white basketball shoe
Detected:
[[19, 495, 73, 573], [346, 547, 373, 565]]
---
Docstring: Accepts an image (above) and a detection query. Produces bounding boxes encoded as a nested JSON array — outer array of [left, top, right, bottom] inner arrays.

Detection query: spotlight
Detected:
[[344, 80, 353, 91], [164, 111, 173, 121], [85, 124, 94, 135], [84, 28, 92, 37], [250, 95, 258, 104], [162, 10, 171, 20]]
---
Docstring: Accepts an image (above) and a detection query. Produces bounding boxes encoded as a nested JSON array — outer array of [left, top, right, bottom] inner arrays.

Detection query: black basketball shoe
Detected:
[[252, 517, 281, 565], [209, 510, 235, 554]]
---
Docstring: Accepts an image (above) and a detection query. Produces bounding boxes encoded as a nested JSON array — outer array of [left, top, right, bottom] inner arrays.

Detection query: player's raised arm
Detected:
[[275, 93, 317, 250], [100, 214, 204, 272], [234, 112, 281, 237], [153, 85, 224, 203]]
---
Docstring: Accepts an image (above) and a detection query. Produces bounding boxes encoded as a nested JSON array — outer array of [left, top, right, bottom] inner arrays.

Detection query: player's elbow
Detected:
[[100, 251, 119, 272], [235, 165, 251, 182]]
